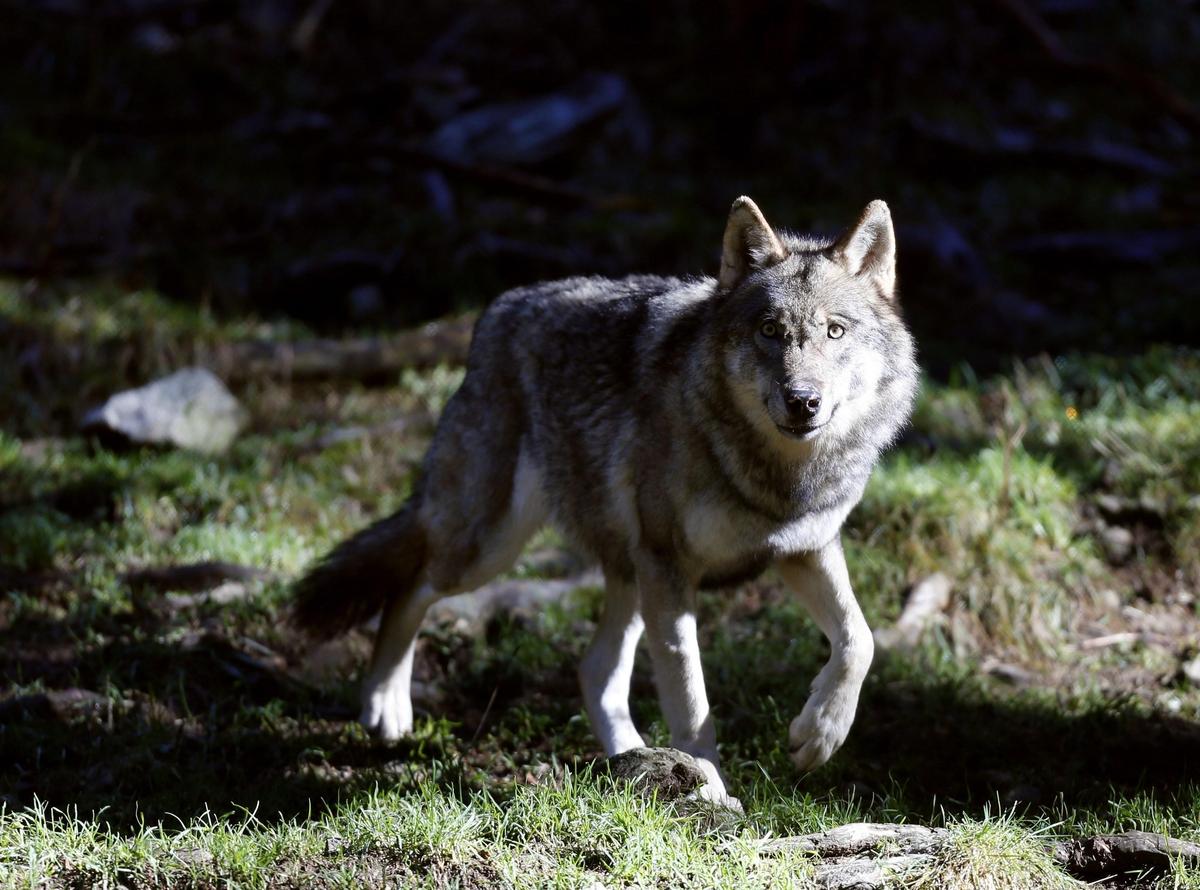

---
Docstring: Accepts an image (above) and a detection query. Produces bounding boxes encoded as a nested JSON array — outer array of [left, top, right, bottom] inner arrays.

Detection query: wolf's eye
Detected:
[[827, 322, 845, 340], [760, 321, 778, 338]]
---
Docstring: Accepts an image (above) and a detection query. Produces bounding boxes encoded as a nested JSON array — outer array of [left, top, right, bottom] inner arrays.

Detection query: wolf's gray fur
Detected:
[[292, 197, 919, 805]]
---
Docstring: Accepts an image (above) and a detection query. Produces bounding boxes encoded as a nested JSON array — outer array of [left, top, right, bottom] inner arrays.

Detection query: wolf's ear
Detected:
[[719, 196, 788, 291], [833, 200, 896, 299]]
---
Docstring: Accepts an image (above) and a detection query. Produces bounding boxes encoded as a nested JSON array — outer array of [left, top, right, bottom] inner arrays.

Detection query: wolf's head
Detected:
[[710, 197, 918, 455]]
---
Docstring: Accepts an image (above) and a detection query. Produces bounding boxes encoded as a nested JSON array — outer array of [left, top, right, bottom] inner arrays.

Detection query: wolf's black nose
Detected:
[[784, 387, 822, 421]]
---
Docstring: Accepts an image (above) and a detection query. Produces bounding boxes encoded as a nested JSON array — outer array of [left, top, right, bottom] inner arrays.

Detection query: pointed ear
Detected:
[[718, 196, 787, 291], [833, 200, 896, 299]]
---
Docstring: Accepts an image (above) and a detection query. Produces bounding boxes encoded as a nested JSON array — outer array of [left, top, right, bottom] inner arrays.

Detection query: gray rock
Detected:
[[1182, 654, 1200, 686], [83, 368, 245, 453], [607, 747, 707, 802], [1099, 525, 1135, 564]]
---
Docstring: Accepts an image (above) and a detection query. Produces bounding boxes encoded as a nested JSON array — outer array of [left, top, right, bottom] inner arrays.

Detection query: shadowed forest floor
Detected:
[[2, 0, 1199, 885]]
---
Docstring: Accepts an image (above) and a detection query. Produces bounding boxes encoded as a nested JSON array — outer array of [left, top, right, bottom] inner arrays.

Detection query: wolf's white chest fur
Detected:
[[682, 497, 855, 568]]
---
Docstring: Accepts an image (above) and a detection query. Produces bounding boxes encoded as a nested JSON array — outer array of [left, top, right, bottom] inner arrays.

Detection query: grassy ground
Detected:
[[2, 282, 1199, 888]]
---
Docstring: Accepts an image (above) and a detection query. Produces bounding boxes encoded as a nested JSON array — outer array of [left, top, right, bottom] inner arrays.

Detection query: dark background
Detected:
[[2, 0, 1198, 372]]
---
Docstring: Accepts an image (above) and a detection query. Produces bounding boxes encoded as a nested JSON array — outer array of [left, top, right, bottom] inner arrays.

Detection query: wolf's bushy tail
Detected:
[[291, 497, 427, 639]]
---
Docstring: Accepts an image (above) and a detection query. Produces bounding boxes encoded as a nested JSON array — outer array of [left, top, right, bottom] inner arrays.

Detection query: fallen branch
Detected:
[[164, 581, 253, 609], [304, 415, 432, 453], [1077, 630, 1176, 651], [425, 569, 603, 632], [123, 561, 270, 594], [1055, 831, 1200, 881], [206, 316, 475, 383], [815, 854, 935, 889], [874, 573, 952, 651], [754, 822, 950, 858]]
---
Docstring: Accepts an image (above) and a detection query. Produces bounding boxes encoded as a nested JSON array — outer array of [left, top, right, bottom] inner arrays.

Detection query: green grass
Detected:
[[2, 283, 1199, 887]]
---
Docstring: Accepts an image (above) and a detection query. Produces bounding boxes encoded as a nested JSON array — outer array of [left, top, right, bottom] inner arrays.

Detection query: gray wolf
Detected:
[[293, 197, 919, 806]]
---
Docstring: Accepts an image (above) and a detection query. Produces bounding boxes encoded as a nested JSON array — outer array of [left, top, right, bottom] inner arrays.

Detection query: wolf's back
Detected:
[[291, 498, 427, 639]]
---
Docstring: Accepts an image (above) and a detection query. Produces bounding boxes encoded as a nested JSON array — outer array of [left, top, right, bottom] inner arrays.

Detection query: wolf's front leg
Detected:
[[579, 572, 646, 755], [778, 538, 874, 771], [637, 556, 739, 809]]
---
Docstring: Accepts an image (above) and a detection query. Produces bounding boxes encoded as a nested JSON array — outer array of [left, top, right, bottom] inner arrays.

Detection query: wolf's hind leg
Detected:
[[360, 584, 440, 740], [779, 537, 873, 771], [361, 449, 548, 740], [579, 571, 644, 755]]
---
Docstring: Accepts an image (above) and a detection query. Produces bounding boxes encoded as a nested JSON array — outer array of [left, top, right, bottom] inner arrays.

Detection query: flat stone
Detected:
[[83, 367, 245, 454]]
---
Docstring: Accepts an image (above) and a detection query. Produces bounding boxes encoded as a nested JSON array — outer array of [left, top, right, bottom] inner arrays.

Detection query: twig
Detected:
[[1077, 631, 1175, 651], [470, 685, 500, 744]]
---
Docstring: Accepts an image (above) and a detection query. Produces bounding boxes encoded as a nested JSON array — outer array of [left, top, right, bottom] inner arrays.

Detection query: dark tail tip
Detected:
[[291, 501, 426, 640]]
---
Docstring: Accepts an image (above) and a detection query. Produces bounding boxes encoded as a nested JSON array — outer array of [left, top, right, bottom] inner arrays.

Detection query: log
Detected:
[[122, 561, 269, 593], [757, 824, 1200, 885], [874, 573, 952, 651], [206, 316, 475, 383], [1054, 831, 1200, 880], [754, 823, 950, 858], [815, 854, 935, 889]]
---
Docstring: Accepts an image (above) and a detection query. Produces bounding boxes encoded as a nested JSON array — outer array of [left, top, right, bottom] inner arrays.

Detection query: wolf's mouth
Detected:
[[775, 421, 826, 441]]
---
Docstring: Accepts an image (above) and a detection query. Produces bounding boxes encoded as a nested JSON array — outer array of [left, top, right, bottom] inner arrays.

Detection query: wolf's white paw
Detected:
[[686, 755, 743, 812], [690, 781, 744, 813], [787, 692, 858, 772], [359, 686, 413, 741]]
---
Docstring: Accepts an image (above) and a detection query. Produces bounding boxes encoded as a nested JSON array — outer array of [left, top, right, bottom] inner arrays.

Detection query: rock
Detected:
[[1099, 525, 1135, 564], [607, 747, 707, 802], [82, 368, 245, 454], [1182, 654, 1200, 686]]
